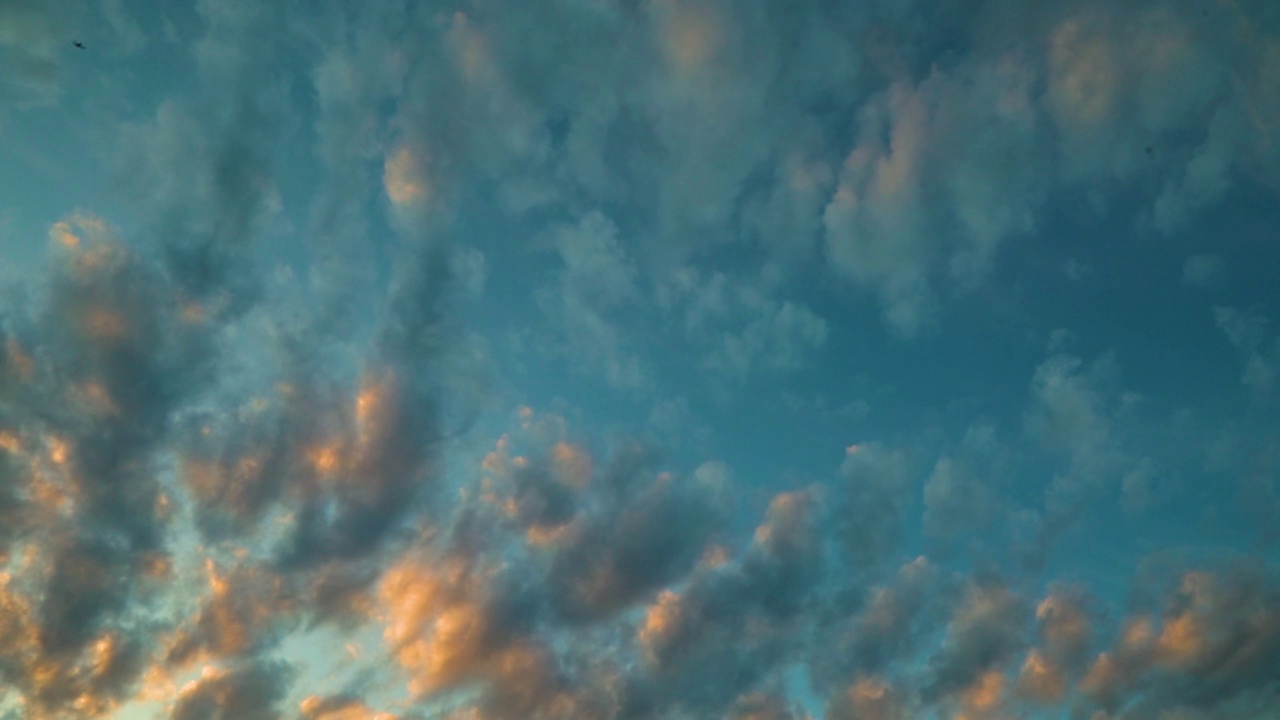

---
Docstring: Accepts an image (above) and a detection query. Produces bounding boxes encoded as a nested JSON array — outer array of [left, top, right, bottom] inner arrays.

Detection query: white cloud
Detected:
[[660, 268, 828, 382], [0, 0, 67, 110], [1121, 457, 1157, 516], [536, 212, 649, 390], [1026, 354, 1113, 454], [1215, 307, 1279, 402], [101, 0, 147, 55], [1025, 351, 1131, 525], [1152, 108, 1240, 234], [823, 52, 1042, 336], [1181, 255, 1225, 288]]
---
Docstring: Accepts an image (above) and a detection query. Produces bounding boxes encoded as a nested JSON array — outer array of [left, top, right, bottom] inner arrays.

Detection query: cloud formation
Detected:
[[1, 0, 1277, 718]]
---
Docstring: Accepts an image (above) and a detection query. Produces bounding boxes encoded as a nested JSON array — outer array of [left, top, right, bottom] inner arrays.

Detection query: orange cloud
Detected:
[[1018, 649, 1066, 701], [163, 560, 290, 669], [1035, 590, 1091, 663], [1155, 612, 1204, 668], [300, 695, 400, 720], [0, 573, 38, 658], [962, 670, 1005, 714], [377, 557, 477, 695], [655, 0, 722, 75], [73, 381, 119, 416], [828, 677, 903, 720], [80, 307, 130, 343], [375, 554, 568, 715], [551, 441, 592, 490], [752, 489, 815, 556], [48, 212, 111, 251], [384, 145, 430, 208], [1047, 17, 1120, 127], [6, 337, 35, 381], [638, 589, 683, 663], [307, 440, 345, 478]]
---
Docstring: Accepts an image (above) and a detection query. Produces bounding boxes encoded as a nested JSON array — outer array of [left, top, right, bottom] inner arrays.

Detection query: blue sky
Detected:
[[1, 0, 1279, 718]]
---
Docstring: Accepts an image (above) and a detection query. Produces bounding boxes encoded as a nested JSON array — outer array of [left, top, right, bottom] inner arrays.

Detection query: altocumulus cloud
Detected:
[[0, 0, 1278, 718]]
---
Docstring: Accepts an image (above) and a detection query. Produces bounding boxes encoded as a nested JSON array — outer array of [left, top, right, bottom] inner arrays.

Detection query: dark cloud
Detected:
[[726, 692, 800, 720], [37, 536, 131, 656], [1079, 563, 1280, 719], [505, 459, 579, 535], [0, 219, 226, 719], [627, 488, 825, 715], [170, 659, 293, 720], [811, 556, 943, 692], [176, 398, 297, 540], [39, 230, 212, 550], [825, 677, 908, 720], [0, 562, 145, 718], [162, 559, 295, 668], [115, 0, 297, 319], [924, 575, 1028, 701], [547, 451, 728, 622], [297, 1, 408, 339], [835, 443, 913, 569], [921, 425, 1012, 546], [301, 695, 424, 720], [275, 249, 452, 570]]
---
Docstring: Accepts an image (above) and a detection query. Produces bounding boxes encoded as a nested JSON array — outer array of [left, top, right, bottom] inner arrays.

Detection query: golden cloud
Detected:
[[384, 145, 430, 208]]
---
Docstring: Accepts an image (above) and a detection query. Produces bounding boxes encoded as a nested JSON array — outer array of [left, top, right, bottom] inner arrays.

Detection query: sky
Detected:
[[0, 0, 1278, 718]]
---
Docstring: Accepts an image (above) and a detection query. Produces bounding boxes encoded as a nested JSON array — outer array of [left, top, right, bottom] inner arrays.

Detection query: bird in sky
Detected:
[[73, 41, 85, 49]]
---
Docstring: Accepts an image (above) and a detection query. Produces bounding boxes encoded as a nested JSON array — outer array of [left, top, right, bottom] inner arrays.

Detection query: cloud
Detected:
[[1023, 350, 1134, 541], [0, 569, 143, 719], [1181, 255, 1226, 288], [371, 539, 577, 720], [926, 576, 1024, 702], [162, 559, 292, 668], [836, 443, 913, 568], [922, 430, 1005, 542], [658, 268, 829, 382], [0, 212, 238, 720], [1121, 457, 1158, 516], [629, 486, 826, 714], [2, 1, 1278, 719], [169, 660, 293, 720], [0, 0, 68, 111], [304, 4, 409, 337], [822, 51, 1041, 336], [1215, 307, 1279, 402], [726, 692, 801, 720], [545, 448, 728, 622], [1047, 8, 1211, 180], [1017, 649, 1066, 702], [826, 677, 907, 720], [100, 0, 146, 56], [535, 212, 649, 390], [269, 241, 469, 571], [812, 556, 941, 692], [1034, 586, 1094, 670], [114, 0, 297, 319], [1081, 563, 1280, 718], [300, 695, 408, 720], [924, 576, 1027, 700]]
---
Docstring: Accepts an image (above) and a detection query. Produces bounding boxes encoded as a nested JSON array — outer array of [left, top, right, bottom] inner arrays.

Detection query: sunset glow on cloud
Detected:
[[1, 0, 1279, 718]]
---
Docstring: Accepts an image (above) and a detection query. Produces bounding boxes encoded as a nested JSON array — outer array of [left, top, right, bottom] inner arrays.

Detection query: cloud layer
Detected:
[[0, 0, 1277, 718]]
